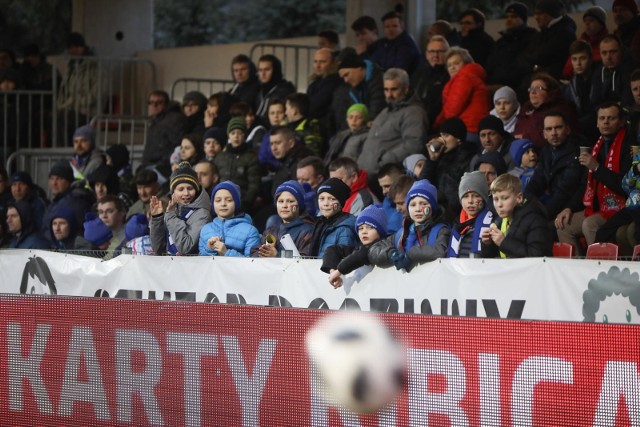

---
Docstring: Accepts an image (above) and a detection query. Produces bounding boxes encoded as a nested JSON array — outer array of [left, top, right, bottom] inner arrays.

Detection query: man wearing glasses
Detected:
[[412, 35, 450, 131], [141, 90, 186, 181]]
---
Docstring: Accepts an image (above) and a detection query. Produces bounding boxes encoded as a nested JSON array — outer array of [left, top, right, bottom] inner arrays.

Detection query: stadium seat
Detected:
[[585, 243, 618, 260], [552, 242, 574, 258], [632, 244, 640, 261]]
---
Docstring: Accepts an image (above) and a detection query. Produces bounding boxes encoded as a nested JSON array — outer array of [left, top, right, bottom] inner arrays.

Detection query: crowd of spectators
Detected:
[[2, 0, 640, 277]]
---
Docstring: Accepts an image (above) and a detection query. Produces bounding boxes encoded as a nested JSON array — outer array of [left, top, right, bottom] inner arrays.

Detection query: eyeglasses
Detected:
[[98, 208, 116, 215], [528, 86, 548, 93]]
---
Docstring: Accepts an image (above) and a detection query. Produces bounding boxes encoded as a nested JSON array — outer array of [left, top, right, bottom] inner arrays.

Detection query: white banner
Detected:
[[1, 249, 640, 323]]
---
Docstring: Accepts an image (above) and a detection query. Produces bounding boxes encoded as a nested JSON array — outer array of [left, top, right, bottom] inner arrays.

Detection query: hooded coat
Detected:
[[435, 63, 489, 133], [8, 200, 49, 249], [150, 188, 211, 255], [198, 214, 261, 257]]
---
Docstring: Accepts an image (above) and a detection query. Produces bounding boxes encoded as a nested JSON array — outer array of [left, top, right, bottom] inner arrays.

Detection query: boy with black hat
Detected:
[[149, 161, 211, 255], [309, 177, 359, 257]]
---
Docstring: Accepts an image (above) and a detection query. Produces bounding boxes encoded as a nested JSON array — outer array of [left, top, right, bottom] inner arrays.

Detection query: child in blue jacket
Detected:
[[198, 181, 260, 256], [309, 178, 359, 257], [369, 179, 450, 271]]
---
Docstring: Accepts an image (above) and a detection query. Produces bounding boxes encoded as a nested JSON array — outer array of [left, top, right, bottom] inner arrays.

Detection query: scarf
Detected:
[[583, 127, 627, 219]]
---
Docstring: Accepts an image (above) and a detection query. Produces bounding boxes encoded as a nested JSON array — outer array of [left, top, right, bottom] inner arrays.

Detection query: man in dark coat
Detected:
[[486, 2, 538, 94], [7, 200, 49, 249], [525, 112, 583, 219], [254, 54, 296, 119], [228, 54, 260, 108], [369, 11, 423, 75], [141, 89, 185, 180], [521, 0, 577, 83], [459, 8, 495, 68], [412, 35, 450, 131]]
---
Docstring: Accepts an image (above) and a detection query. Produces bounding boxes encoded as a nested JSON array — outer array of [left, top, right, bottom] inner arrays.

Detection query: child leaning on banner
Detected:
[[480, 174, 553, 258], [309, 178, 360, 257], [149, 162, 211, 255], [447, 171, 493, 258], [199, 181, 261, 256], [254, 180, 314, 257], [321, 205, 387, 288], [369, 179, 450, 271]]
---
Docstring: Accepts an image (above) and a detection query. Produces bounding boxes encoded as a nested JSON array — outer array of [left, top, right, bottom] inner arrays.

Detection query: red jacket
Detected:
[[435, 63, 490, 133]]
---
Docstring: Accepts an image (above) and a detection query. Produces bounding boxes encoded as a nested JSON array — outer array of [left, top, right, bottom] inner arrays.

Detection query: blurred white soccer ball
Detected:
[[306, 311, 406, 413]]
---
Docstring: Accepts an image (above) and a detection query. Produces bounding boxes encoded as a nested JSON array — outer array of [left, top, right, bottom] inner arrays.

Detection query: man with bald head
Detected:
[[307, 48, 342, 122]]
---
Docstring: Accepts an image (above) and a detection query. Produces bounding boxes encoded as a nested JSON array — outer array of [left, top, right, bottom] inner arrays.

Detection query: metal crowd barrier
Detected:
[[170, 78, 235, 102], [249, 43, 317, 91]]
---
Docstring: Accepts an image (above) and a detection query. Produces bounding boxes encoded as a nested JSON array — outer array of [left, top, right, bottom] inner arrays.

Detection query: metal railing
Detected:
[[249, 43, 317, 91], [170, 78, 235, 102]]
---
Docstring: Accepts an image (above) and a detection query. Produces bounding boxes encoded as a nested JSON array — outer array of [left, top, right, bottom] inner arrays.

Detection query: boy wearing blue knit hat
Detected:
[[255, 180, 314, 257], [508, 138, 538, 190], [199, 181, 261, 256], [369, 179, 450, 271], [321, 204, 387, 288]]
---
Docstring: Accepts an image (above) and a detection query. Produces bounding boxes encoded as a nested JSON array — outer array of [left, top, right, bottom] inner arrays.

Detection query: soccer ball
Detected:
[[306, 311, 406, 413]]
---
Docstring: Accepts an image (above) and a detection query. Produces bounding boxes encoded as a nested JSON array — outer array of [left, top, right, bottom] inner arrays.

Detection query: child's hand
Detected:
[[488, 225, 505, 246], [258, 243, 277, 257], [149, 196, 164, 216], [207, 236, 221, 251], [204, 109, 214, 128], [328, 269, 343, 288], [167, 195, 177, 211]]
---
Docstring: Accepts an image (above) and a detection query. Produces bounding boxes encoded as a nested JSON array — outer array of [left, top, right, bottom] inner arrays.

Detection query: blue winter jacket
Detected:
[[198, 214, 261, 256], [314, 214, 359, 258]]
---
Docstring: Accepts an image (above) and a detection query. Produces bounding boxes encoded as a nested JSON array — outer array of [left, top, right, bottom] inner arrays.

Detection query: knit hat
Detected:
[[403, 154, 427, 178], [406, 179, 438, 213], [509, 138, 536, 168], [212, 181, 241, 214], [203, 127, 228, 147], [505, 2, 529, 22], [347, 103, 369, 122], [83, 214, 112, 246], [493, 85, 519, 107], [11, 171, 33, 187], [169, 161, 201, 194], [317, 177, 351, 208], [583, 6, 607, 27], [475, 151, 508, 176], [125, 213, 149, 241], [274, 180, 306, 212], [613, 0, 639, 15], [459, 171, 489, 203], [338, 50, 366, 69], [73, 124, 95, 147], [227, 116, 247, 135], [50, 206, 78, 242], [105, 144, 130, 171], [356, 205, 388, 238], [478, 115, 507, 137], [534, 0, 563, 18], [182, 91, 207, 110], [439, 117, 467, 142], [49, 161, 74, 182]]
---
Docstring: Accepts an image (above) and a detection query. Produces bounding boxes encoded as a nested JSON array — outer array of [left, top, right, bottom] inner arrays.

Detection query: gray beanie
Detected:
[[459, 171, 489, 203], [493, 86, 519, 107], [403, 154, 427, 178]]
